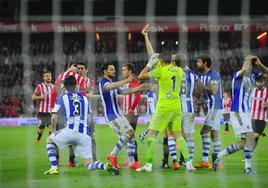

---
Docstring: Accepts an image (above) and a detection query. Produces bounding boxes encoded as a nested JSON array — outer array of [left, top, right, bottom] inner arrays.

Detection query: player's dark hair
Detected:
[[123, 63, 135, 74], [174, 53, 187, 67], [42, 70, 51, 76], [197, 54, 212, 68], [64, 76, 77, 92], [159, 51, 172, 64], [102, 63, 115, 73], [78, 62, 87, 69]]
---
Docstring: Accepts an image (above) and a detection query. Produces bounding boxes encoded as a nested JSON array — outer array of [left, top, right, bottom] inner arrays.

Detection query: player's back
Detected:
[[56, 92, 90, 135], [152, 64, 184, 110], [231, 71, 255, 113]]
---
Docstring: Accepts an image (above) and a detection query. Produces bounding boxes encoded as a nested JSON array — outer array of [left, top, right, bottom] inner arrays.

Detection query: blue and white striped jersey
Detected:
[[181, 69, 197, 113], [200, 69, 223, 110], [52, 92, 91, 135], [147, 90, 157, 116], [99, 77, 122, 121], [231, 71, 256, 113]]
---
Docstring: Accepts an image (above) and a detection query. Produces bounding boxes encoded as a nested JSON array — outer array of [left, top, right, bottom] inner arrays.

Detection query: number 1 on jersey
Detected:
[[171, 76, 176, 91]]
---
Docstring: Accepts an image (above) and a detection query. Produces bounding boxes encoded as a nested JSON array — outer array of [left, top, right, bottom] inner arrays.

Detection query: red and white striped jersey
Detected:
[[251, 87, 268, 120], [55, 71, 86, 92], [223, 98, 232, 114], [50, 71, 86, 108], [34, 83, 54, 113], [122, 80, 141, 115], [81, 77, 95, 96]]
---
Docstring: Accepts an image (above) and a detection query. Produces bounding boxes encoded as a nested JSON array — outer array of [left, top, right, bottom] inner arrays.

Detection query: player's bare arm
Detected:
[[122, 83, 149, 95], [32, 93, 45, 100], [51, 113, 58, 133], [141, 24, 155, 56], [139, 53, 160, 80], [138, 66, 151, 80], [238, 55, 254, 77], [87, 114, 93, 127], [196, 78, 218, 95], [254, 56, 268, 74], [104, 74, 133, 91]]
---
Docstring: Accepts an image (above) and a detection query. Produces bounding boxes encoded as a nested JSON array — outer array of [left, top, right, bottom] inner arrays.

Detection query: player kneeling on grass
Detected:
[[44, 76, 119, 176]]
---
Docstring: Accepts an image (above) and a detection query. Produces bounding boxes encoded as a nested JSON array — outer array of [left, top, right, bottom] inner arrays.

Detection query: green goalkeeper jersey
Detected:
[[150, 64, 184, 111]]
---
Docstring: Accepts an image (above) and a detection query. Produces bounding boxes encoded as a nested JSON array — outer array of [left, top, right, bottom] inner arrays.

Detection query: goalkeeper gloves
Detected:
[[146, 53, 159, 69]]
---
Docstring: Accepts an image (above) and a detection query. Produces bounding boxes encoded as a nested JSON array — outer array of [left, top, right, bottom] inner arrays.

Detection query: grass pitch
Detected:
[[0, 124, 268, 188]]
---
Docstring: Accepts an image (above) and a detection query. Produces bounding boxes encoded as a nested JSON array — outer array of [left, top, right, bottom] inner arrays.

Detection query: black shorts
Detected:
[[223, 113, 230, 122], [38, 113, 51, 129], [252, 119, 266, 135]]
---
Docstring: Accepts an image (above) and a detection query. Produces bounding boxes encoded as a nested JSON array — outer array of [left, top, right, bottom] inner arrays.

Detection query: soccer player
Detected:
[[194, 54, 223, 169], [44, 76, 118, 175], [213, 55, 268, 174], [136, 52, 195, 172], [99, 63, 148, 169], [51, 62, 86, 167], [77, 62, 97, 161], [222, 91, 232, 135], [140, 24, 171, 169], [251, 74, 268, 143], [32, 71, 54, 144], [121, 63, 142, 168], [171, 54, 198, 167]]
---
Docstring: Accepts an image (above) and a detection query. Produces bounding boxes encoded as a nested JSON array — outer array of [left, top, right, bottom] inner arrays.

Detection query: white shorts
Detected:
[[108, 116, 133, 137], [230, 112, 253, 138], [52, 128, 92, 159], [182, 112, 195, 134], [204, 109, 223, 131]]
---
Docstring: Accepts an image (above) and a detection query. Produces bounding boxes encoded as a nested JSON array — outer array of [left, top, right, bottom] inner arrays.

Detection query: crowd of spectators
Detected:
[[0, 33, 267, 117]]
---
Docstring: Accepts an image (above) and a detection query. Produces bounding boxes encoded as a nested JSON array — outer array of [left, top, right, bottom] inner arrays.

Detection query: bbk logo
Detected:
[[57, 25, 81, 32], [150, 25, 168, 32]]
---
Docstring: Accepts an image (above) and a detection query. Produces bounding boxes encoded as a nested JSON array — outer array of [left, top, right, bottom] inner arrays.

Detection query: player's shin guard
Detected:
[[244, 146, 253, 170], [218, 143, 240, 159], [111, 135, 128, 156], [140, 128, 149, 142], [87, 161, 105, 170], [201, 134, 210, 162], [46, 143, 57, 169], [177, 137, 190, 162], [168, 137, 177, 163], [146, 137, 155, 163], [127, 138, 135, 166], [212, 137, 221, 158], [187, 138, 194, 163]]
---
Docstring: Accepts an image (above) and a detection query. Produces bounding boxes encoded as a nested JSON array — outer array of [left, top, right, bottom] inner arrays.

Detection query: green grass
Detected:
[[0, 125, 268, 188]]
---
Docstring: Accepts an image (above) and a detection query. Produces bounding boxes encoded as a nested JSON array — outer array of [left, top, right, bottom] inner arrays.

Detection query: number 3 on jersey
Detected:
[[73, 101, 81, 116]]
